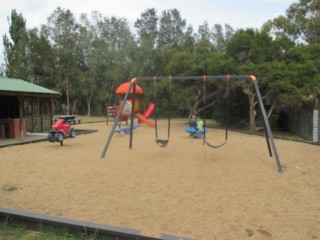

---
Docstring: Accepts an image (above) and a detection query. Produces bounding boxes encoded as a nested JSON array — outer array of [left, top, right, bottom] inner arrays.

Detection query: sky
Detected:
[[0, 0, 296, 66]]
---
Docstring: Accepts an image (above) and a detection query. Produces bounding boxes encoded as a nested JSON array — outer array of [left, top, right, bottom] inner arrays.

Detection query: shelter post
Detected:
[[18, 96, 24, 141]]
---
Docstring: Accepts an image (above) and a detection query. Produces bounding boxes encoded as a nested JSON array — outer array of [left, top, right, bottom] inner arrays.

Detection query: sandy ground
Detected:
[[1, 120, 320, 240]]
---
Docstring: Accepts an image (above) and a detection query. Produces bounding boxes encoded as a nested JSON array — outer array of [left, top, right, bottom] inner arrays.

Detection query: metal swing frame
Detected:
[[101, 75, 283, 174]]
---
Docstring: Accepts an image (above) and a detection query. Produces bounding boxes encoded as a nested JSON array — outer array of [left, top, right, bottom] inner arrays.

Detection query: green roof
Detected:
[[0, 77, 60, 95]]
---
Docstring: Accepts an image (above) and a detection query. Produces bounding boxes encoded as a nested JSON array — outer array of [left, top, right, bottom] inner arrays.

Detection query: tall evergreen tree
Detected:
[[158, 9, 186, 49], [3, 9, 29, 79], [134, 8, 159, 76], [27, 27, 55, 88], [46, 7, 79, 114]]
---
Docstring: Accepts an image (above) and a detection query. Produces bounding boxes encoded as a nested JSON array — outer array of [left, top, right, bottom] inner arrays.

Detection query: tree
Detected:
[[76, 13, 96, 116], [157, 9, 186, 50], [286, 0, 320, 44], [306, 43, 320, 108], [134, 8, 158, 49], [262, 15, 299, 43], [284, 43, 320, 109], [196, 21, 211, 42], [226, 28, 276, 65], [211, 24, 234, 52], [27, 27, 55, 88], [134, 8, 159, 76], [262, 0, 320, 44], [193, 22, 215, 66], [92, 14, 137, 113], [226, 29, 294, 132], [181, 25, 195, 53], [240, 61, 302, 131], [163, 50, 194, 76], [3, 9, 29, 79], [46, 7, 79, 115]]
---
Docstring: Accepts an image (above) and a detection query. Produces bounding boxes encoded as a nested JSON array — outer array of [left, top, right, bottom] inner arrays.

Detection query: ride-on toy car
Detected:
[[47, 119, 76, 145]]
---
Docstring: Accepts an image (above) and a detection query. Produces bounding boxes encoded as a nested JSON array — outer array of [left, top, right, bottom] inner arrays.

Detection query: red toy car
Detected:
[[47, 119, 76, 145]]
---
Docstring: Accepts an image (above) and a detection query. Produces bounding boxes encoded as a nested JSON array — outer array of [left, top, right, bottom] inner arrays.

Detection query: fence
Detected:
[[287, 108, 319, 143]]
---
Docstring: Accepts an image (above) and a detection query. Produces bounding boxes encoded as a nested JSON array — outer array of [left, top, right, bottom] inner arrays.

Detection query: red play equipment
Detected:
[[142, 103, 155, 118], [107, 82, 155, 127], [136, 103, 156, 127], [47, 119, 76, 145]]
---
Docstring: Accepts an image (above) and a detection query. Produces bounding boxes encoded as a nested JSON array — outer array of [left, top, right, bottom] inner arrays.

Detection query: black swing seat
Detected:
[[205, 140, 226, 148], [156, 139, 169, 147]]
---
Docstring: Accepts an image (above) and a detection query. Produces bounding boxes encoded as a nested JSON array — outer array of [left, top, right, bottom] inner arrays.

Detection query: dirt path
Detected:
[[1, 120, 320, 239]]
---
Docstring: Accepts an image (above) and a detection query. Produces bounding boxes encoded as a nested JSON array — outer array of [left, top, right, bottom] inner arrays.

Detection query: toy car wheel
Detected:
[[55, 132, 64, 142], [47, 132, 55, 142], [69, 128, 76, 138]]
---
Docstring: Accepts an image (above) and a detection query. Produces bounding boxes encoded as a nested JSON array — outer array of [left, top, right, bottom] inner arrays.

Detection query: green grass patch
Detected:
[[203, 119, 219, 127], [2, 184, 18, 192], [0, 221, 100, 240], [281, 164, 287, 171], [79, 116, 106, 123], [0, 222, 28, 239], [54, 115, 106, 124], [245, 228, 254, 237]]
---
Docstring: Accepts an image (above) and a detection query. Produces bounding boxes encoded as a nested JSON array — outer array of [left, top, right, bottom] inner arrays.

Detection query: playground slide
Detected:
[[135, 113, 155, 128], [143, 103, 155, 118]]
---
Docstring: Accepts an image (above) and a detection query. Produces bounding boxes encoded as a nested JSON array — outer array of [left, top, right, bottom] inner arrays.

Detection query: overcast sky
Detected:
[[0, 0, 296, 66]]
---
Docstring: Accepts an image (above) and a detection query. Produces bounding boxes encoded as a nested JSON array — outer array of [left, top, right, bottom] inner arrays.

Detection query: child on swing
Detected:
[[189, 114, 197, 129], [189, 114, 203, 132], [196, 116, 204, 133]]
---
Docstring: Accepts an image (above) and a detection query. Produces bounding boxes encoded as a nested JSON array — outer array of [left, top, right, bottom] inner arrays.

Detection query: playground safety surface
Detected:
[[1, 121, 320, 239]]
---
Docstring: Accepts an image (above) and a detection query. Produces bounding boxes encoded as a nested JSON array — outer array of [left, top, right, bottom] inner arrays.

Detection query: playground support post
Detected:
[[225, 75, 230, 141], [129, 81, 137, 149], [100, 80, 134, 158], [250, 75, 283, 174]]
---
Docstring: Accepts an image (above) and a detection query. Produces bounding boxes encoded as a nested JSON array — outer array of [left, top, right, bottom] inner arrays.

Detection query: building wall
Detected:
[[24, 97, 53, 133], [0, 118, 26, 139], [0, 95, 54, 138]]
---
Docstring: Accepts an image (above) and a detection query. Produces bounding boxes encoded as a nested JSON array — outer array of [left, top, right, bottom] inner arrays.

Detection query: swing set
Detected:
[[101, 75, 283, 174]]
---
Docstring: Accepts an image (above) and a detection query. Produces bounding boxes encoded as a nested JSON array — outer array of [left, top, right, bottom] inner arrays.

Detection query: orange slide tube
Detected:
[[143, 103, 155, 118], [135, 113, 155, 128]]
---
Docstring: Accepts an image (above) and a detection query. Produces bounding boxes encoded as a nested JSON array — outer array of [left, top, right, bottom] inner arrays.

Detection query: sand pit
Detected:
[[1, 120, 320, 239]]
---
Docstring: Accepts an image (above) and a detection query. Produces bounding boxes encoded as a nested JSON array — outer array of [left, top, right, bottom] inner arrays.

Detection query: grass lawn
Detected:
[[54, 115, 107, 124], [0, 221, 99, 240]]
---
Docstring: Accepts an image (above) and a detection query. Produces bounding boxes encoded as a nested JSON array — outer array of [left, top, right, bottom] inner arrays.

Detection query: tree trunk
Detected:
[[72, 98, 79, 115], [186, 87, 225, 120], [313, 90, 319, 109], [66, 74, 70, 115], [243, 85, 257, 132], [86, 95, 91, 116], [186, 89, 202, 119], [267, 96, 278, 119], [86, 76, 95, 116], [247, 91, 256, 132]]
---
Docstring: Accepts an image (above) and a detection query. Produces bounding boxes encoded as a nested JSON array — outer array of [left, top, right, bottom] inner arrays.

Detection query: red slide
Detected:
[[135, 113, 155, 128], [143, 103, 155, 118]]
